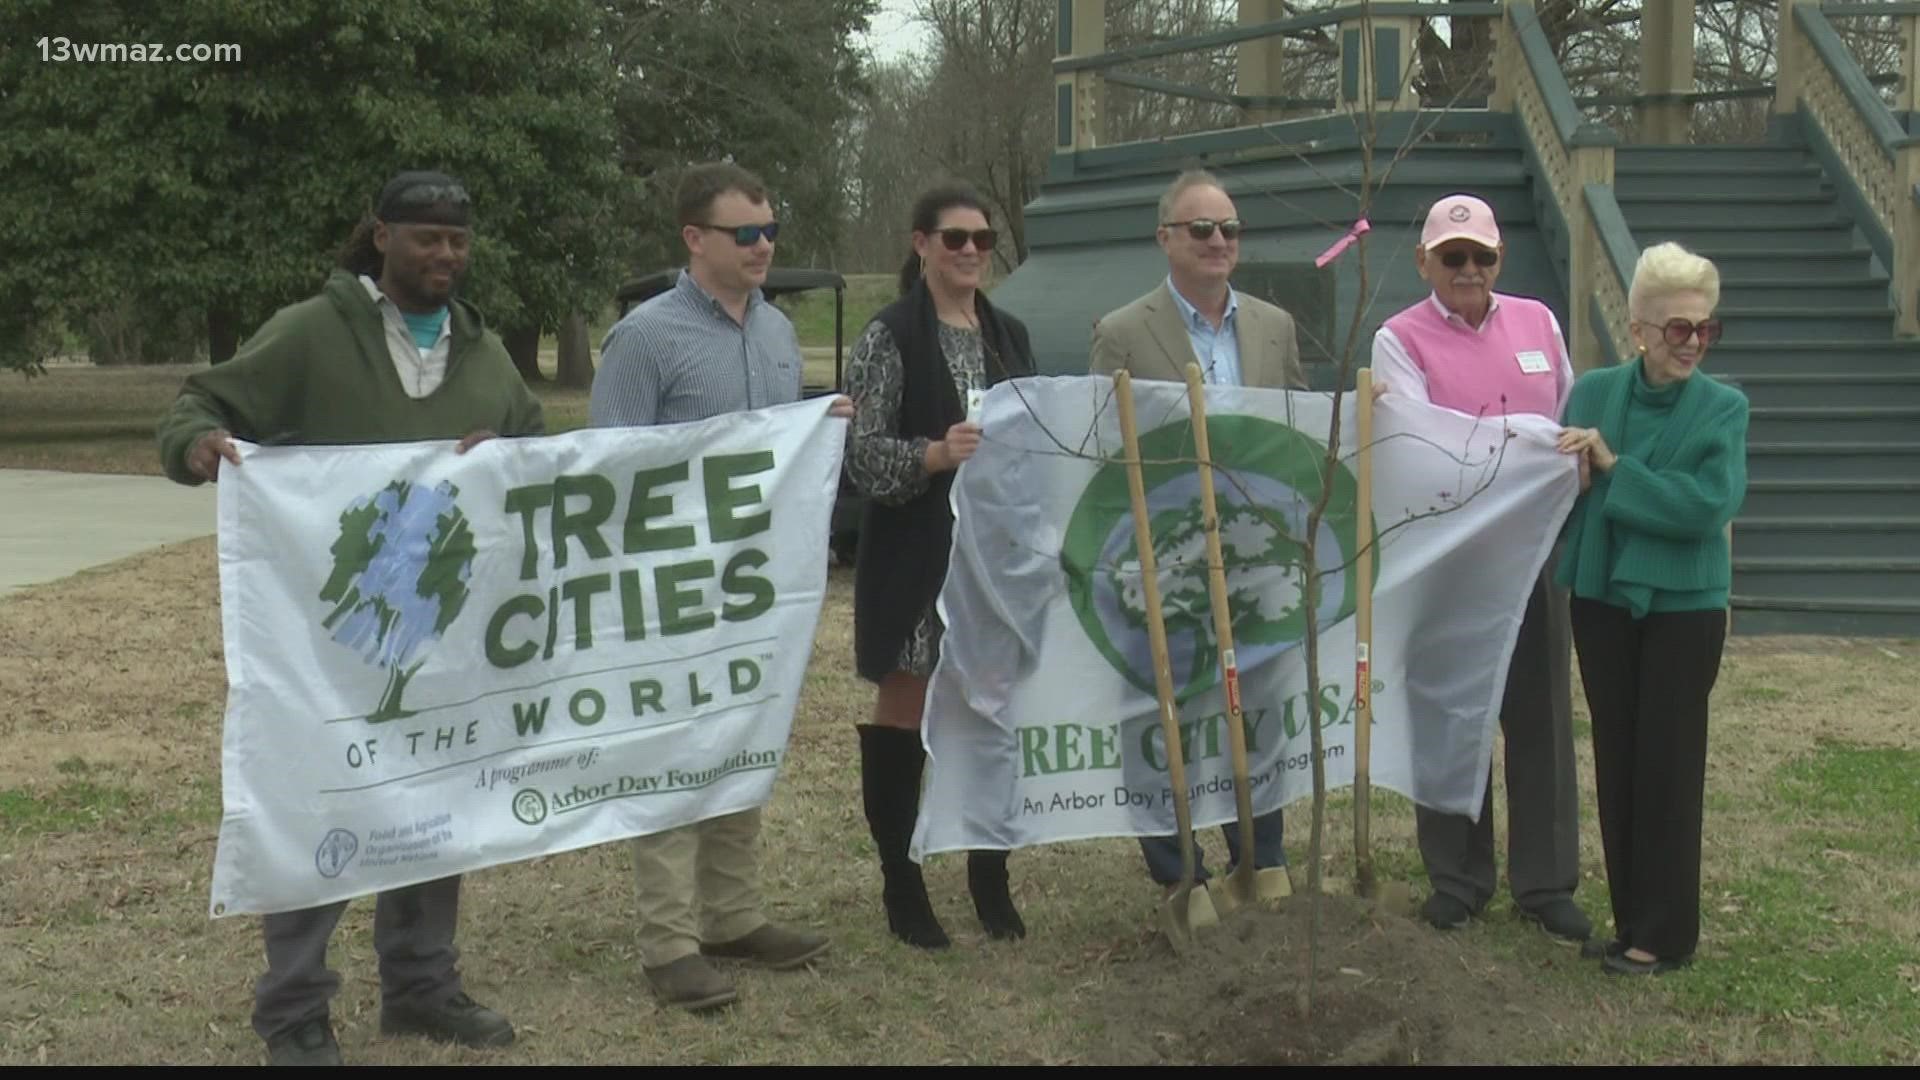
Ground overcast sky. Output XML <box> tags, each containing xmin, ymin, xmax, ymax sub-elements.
<box><xmin>861</xmin><ymin>0</ymin><xmax>931</xmax><ymax>62</ymax></box>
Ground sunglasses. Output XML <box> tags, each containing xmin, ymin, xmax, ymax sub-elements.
<box><xmin>390</xmin><ymin>183</ymin><xmax>472</xmax><ymax>208</ymax></box>
<box><xmin>1644</xmin><ymin>318</ymin><xmax>1724</xmax><ymax>346</ymax></box>
<box><xmin>1437</xmin><ymin>248</ymin><xmax>1499</xmax><ymax>269</ymax></box>
<box><xmin>934</xmin><ymin>227</ymin><xmax>998</xmax><ymax>252</ymax></box>
<box><xmin>1162</xmin><ymin>218</ymin><xmax>1242</xmax><ymax>241</ymax></box>
<box><xmin>699</xmin><ymin>221</ymin><xmax>780</xmax><ymax>246</ymax></box>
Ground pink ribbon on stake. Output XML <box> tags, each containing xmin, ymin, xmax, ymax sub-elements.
<box><xmin>1314</xmin><ymin>217</ymin><xmax>1372</xmax><ymax>268</ymax></box>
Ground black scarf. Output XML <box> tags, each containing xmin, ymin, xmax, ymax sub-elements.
<box><xmin>854</xmin><ymin>279</ymin><xmax>1034</xmax><ymax>682</ymax></box>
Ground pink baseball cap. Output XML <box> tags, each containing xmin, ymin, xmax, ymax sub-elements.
<box><xmin>1421</xmin><ymin>193</ymin><xmax>1501</xmax><ymax>250</ymax></box>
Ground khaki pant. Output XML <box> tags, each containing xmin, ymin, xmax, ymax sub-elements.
<box><xmin>630</xmin><ymin>808</ymin><xmax>767</xmax><ymax>966</ymax></box>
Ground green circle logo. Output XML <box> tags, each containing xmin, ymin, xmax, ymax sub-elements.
<box><xmin>511</xmin><ymin>788</ymin><xmax>548</xmax><ymax>826</ymax></box>
<box><xmin>1060</xmin><ymin>414</ymin><xmax>1373</xmax><ymax>703</ymax></box>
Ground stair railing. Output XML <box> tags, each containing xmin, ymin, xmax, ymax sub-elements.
<box><xmin>1495</xmin><ymin>0</ymin><xmax>1631</xmax><ymax>370</ymax></box>
<box><xmin>1784</xmin><ymin>1</ymin><xmax>1920</xmax><ymax>335</ymax></box>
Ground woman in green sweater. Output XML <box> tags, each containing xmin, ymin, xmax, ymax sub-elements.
<box><xmin>1554</xmin><ymin>241</ymin><xmax>1748</xmax><ymax>976</ymax></box>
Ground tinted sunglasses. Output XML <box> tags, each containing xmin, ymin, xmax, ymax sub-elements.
<box><xmin>1438</xmin><ymin>248</ymin><xmax>1499</xmax><ymax>269</ymax></box>
<box><xmin>1648</xmin><ymin>318</ymin><xmax>1724</xmax><ymax>346</ymax></box>
<box><xmin>1163</xmin><ymin>218</ymin><xmax>1242</xmax><ymax>241</ymax></box>
<box><xmin>935</xmin><ymin>227</ymin><xmax>998</xmax><ymax>251</ymax></box>
<box><xmin>699</xmin><ymin>221</ymin><xmax>780</xmax><ymax>246</ymax></box>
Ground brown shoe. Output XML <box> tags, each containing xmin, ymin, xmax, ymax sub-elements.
<box><xmin>699</xmin><ymin>924</ymin><xmax>831</xmax><ymax>970</ymax></box>
<box><xmin>642</xmin><ymin>955</ymin><xmax>738</xmax><ymax>1012</ymax></box>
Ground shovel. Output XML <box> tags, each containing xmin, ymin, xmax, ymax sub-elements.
<box><xmin>1181</xmin><ymin>364</ymin><xmax>1290</xmax><ymax>914</ymax></box>
<box><xmin>1353</xmin><ymin>367</ymin><xmax>1378</xmax><ymax>897</ymax></box>
<box><xmin>1113</xmin><ymin>370</ymin><xmax>1219</xmax><ymax>948</ymax></box>
<box><xmin>1351</xmin><ymin>369</ymin><xmax>1410</xmax><ymax>912</ymax></box>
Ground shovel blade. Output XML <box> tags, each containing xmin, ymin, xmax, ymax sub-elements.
<box><xmin>1255</xmin><ymin>866</ymin><xmax>1293</xmax><ymax>905</ymax></box>
<box><xmin>1159</xmin><ymin>881</ymin><xmax>1221</xmax><ymax>949</ymax></box>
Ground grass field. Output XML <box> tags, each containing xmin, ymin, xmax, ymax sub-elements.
<box><xmin>3</xmin><ymin>369</ymin><xmax>1917</xmax><ymax>1064</ymax></box>
<box><xmin>773</xmin><ymin>273</ymin><xmax>896</xmax><ymax>356</ymax></box>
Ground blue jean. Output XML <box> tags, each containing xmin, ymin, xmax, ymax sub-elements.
<box><xmin>1139</xmin><ymin>808</ymin><xmax>1286</xmax><ymax>885</ymax></box>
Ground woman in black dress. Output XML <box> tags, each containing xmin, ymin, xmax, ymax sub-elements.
<box><xmin>845</xmin><ymin>183</ymin><xmax>1035</xmax><ymax>949</ymax></box>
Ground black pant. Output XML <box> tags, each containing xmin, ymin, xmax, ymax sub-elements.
<box><xmin>1570</xmin><ymin>598</ymin><xmax>1726</xmax><ymax>961</ymax></box>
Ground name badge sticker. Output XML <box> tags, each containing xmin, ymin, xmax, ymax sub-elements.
<box><xmin>1516</xmin><ymin>350</ymin><xmax>1551</xmax><ymax>374</ymax></box>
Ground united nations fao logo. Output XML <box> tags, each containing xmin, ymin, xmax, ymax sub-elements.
<box><xmin>315</xmin><ymin>829</ymin><xmax>358</xmax><ymax>878</ymax></box>
<box><xmin>1449</xmin><ymin>204</ymin><xmax>1472</xmax><ymax>222</ymax></box>
<box><xmin>511</xmin><ymin>789</ymin><xmax>548</xmax><ymax>826</ymax></box>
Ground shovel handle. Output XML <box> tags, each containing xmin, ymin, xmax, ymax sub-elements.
<box><xmin>1114</xmin><ymin>372</ymin><xmax>1201</xmax><ymax>891</ymax></box>
<box><xmin>1354</xmin><ymin>368</ymin><xmax>1376</xmax><ymax>891</ymax></box>
<box><xmin>1182</xmin><ymin>364</ymin><xmax>1258</xmax><ymax>884</ymax></box>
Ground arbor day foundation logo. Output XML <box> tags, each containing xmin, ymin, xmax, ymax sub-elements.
<box><xmin>510</xmin><ymin>789</ymin><xmax>548</xmax><ymax>827</ymax></box>
<box><xmin>1061</xmin><ymin>413</ymin><xmax>1372</xmax><ymax>702</ymax></box>
<box><xmin>319</xmin><ymin>480</ymin><xmax>477</xmax><ymax>723</ymax></box>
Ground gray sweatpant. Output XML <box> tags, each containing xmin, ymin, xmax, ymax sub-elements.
<box><xmin>250</xmin><ymin>875</ymin><xmax>465</xmax><ymax>1040</ymax></box>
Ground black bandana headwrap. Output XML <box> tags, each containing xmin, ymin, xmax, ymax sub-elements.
<box><xmin>375</xmin><ymin>170</ymin><xmax>473</xmax><ymax>227</ymax></box>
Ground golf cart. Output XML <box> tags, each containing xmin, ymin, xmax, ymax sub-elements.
<box><xmin>614</xmin><ymin>268</ymin><xmax>864</xmax><ymax>565</ymax></box>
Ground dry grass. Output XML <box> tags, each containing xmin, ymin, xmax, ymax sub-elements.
<box><xmin>2</xmin><ymin>537</ymin><xmax>1917</xmax><ymax>1064</ymax></box>
<box><xmin>0</xmin><ymin>365</ymin><xmax>192</xmax><ymax>475</ymax></box>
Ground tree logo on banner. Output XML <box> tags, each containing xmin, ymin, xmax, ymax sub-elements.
<box><xmin>319</xmin><ymin>479</ymin><xmax>477</xmax><ymax>723</ymax></box>
<box><xmin>511</xmin><ymin>789</ymin><xmax>549</xmax><ymax>827</ymax></box>
<box><xmin>1061</xmin><ymin>413</ymin><xmax>1370</xmax><ymax>703</ymax></box>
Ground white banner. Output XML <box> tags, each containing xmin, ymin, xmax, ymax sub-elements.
<box><xmin>913</xmin><ymin>377</ymin><xmax>1577</xmax><ymax>858</ymax></box>
<box><xmin>209</xmin><ymin>398</ymin><xmax>844</xmax><ymax>916</ymax></box>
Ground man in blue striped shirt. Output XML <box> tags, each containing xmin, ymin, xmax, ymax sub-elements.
<box><xmin>592</xmin><ymin>178</ymin><xmax>800</xmax><ymax>424</ymax></box>
<box><xmin>590</xmin><ymin>162</ymin><xmax>846</xmax><ymax>1011</ymax></box>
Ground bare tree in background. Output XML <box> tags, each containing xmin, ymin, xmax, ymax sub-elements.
<box><xmin>916</xmin><ymin>0</ymin><xmax>1058</xmax><ymax>267</ymax></box>
<box><xmin>838</xmin><ymin>1</ymin><xmax>1909</xmax><ymax>274</ymax></box>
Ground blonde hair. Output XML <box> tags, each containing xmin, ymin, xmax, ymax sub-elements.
<box><xmin>1158</xmin><ymin>169</ymin><xmax>1225</xmax><ymax>225</ymax></box>
<box><xmin>1628</xmin><ymin>241</ymin><xmax>1720</xmax><ymax>321</ymax></box>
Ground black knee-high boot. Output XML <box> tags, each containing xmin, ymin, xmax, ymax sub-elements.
<box><xmin>968</xmin><ymin>850</ymin><xmax>1027</xmax><ymax>940</ymax></box>
<box><xmin>858</xmin><ymin>725</ymin><xmax>949</xmax><ymax>949</ymax></box>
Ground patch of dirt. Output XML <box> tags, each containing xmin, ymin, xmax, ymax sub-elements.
<box><xmin>1097</xmin><ymin>891</ymin><xmax>1594</xmax><ymax>1065</ymax></box>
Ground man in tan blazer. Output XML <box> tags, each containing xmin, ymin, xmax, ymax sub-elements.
<box><xmin>1089</xmin><ymin>168</ymin><xmax>1300</xmax><ymax>895</ymax></box>
<box><xmin>1090</xmin><ymin>169</ymin><xmax>1305</xmax><ymax>390</ymax></box>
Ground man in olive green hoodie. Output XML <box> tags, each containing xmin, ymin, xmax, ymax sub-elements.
<box><xmin>157</xmin><ymin>171</ymin><xmax>541</xmax><ymax>1066</ymax></box>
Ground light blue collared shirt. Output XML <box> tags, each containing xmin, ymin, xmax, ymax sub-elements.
<box><xmin>1166</xmin><ymin>276</ymin><xmax>1242</xmax><ymax>386</ymax></box>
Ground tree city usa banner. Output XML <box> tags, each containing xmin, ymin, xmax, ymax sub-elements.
<box><xmin>207</xmin><ymin>398</ymin><xmax>844</xmax><ymax>916</ymax></box>
<box><xmin>913</xmin><ymin>377</ymin><xmax>1579</xmax><ymax>859</ymax></box>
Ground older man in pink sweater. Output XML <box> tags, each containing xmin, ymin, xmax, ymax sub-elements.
<box><xmin>1370</xmin><ymin>193</ymin><xmax>1591</xmax><ymax>944</ymax></box>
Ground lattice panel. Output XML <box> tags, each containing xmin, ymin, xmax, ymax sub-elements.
<box><xmin>1595</xmin><ymin>261</ymin><xmax>1635</xmax><ymax>362</ymax></box>
<box><xmin>1800</xmin><ymin>32</ymin><xmax>1898</xmax><ymax>234</ymax></box>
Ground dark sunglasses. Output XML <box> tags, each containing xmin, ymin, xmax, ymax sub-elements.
<box><xmin>1438</xmin><ymin>248</ymin><xmax>1499</xmax><ymax>269</ymax></box>
<box><xmin>1648</xmin><ymin>317</ymin><xmax>1724</xmax><ymax>346</ymax></box>
<box><xmin>1162</xmin><ymin>218</ymin><xmax>1242</xmax><ymax>241</ymax></box>
<box><xmin>935</xmin><ymin>227</ymin><xmax>997</xmax><ymax>252</ymax></box>
<box><xmin>699</xmin><ymin>221</ymin><xmax>780</xmax><ymax>246</ymax></box>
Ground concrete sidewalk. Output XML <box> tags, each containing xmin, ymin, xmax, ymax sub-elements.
<box><xmin>1</xmin><ymin>469</ymin><xmax>217</xmax><ymax>596</ymax></box>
